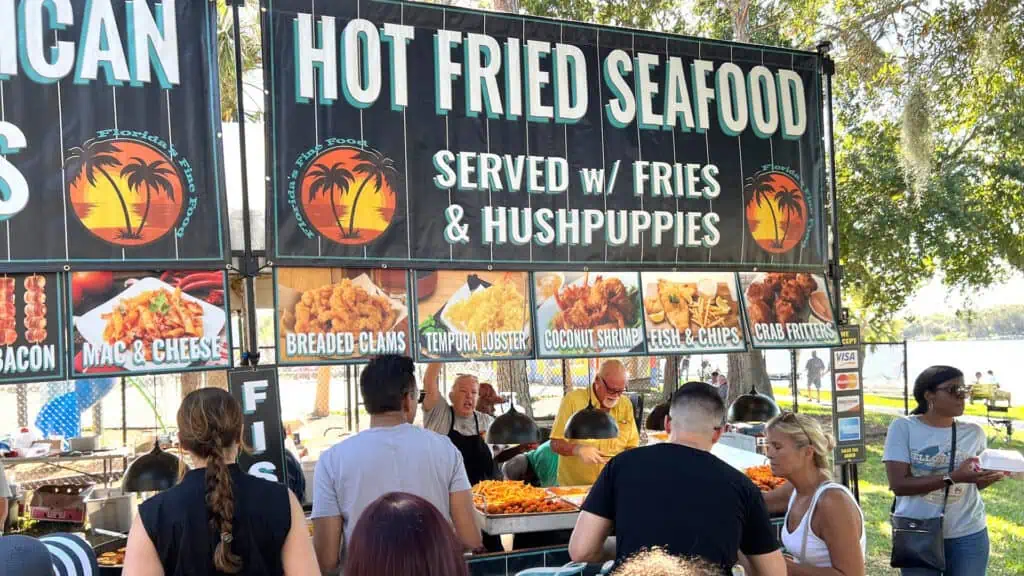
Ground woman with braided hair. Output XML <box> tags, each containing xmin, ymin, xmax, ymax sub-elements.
<box><xmin>123</xmin><ymin>388</ymin><xmax>318</xmax><ymax>576</ymax></box>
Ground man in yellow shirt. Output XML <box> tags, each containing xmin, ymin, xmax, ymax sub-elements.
<box><xmin>549</xmin><ymin>360</ymin><xmax>640</xmax><ymax>486</ymax></box>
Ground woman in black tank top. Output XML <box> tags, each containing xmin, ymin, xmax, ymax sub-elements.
<box><xmin>122</xmin><ymin>388</ymin><xmax>319</xmax><ymax>576</ymax></box>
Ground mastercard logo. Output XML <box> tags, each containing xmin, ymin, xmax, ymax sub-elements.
<box><xmin>836</xmin><ymin>373</ymin><xmax>860</xmax><ymax>390</ymax></box>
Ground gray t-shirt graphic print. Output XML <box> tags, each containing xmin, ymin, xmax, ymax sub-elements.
<box><xmin>883</xmin><ymin>416</ymin><xmax>987</xmax><ymax>539</ymax></box>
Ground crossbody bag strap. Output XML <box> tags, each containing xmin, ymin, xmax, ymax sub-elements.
<box><xmin>940</xmin><ymin>421</ymin><xmax>957</xmax><ymax>517</ymax></box>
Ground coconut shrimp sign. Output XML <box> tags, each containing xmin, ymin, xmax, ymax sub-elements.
<box><xmin>0</xmin><ymin>0</ymin><xmax>228</xmax><ymax>270</ymax></box>
<box><xmin>266</xmin><ymin>0</ymin><xmax>827</xmax><ymax>271</ymax></box>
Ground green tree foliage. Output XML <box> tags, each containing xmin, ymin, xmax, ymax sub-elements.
<box><xmin>517</xmin><ymin>0</ymin><xmax>1024</xmax><ymax>330</ymax></box>
<box><xmin>903</xmin><ymin>305</ymin><xmax>1024</xmax><ymax>340</ymax></box>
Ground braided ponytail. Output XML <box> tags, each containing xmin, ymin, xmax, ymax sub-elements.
<box><xmin>207</xmin><ymin>435</ymin><xmax>242</xmax><ymax>573</ymax></box>
<box><xmin>178</xmin><ymin>388</ymin><xmax>245</xmax><ymax>574</ymax></box>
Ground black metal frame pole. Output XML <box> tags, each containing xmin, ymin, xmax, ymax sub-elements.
<box><xmin>818</xmin><ymin>43</ymin><xmax>842</xmax><ymax>313</ymax></box>
<box><xmin>229</xmin><ymin>0</ymin><xmax>260</xmax><ymax>367</ymax></box>
<box><xmin>903</xmin><ymin>340</ymin><xmax>910</xmax><ymax>415</ymax></box>
<box><xmin>790</xmin><ymin>350</ymin><xmax>800</xmax><ymax>413</ymax></box>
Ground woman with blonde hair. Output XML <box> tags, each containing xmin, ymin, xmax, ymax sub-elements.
<box><xmin>611</xmin><ymin>548</ymin><xmax>718</xmax><ymax>575</ymax></box>
<box><xmin>765</xmin><ymin>412</ymin><xmax>865</xmax><ymax>575</ymax></box>
<box><xmin>123</xmin><ymin>388</ymin><xmax>318</xmax><ymax>576</ymax></box>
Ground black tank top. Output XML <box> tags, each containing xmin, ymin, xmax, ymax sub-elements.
<box><xmin>139</xmin><ymin>464</ymin><xmax>291</xmax><ymax>576</ymax></box>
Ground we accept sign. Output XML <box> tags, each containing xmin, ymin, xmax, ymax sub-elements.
<box><xmin>0</xmin><ymin>0</ymin><xmax>227</xmax><ymax>269</ymax></box>
<box><xmin>266</xmin><ymin>0</ymin><xmax>828</xmax><ymax>271</ymax></box>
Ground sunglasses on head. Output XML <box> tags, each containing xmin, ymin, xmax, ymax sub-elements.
<box><xmin>777</xmin><ymin>411</ymin><xmax>813</xmax><ymax>443</ymax></box>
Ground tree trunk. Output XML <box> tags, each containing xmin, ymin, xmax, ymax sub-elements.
<box><xmin>725</xmin><ymin>350</ymin><xmax>774</xmax><ymax>408</ymax></box>
<box><xmin>181</xmin><ymin>372</ymin><xmax>202</xmax><ymax>398</ymax></box>
<box><xmin>663</xmin><ymin>357</ymin><xmax>679</xmax><ymax>403</ymax></box>
<box><xmin>493</xmin><ymin>0</ymin><xmax>520</xmax><ymax>12</ymax></box>
<box><xmin>314</xmin><ymin>366</ymin><xmax>332</xmax><ymax>418</ymax></box>
<box><xmin>498</xmin><ymin>360</ymin><xmax>533</xmax><ymax>417</ymax></box>
<box><xmin>205</xmin><ymin>370</ymin><xmax>229</xmax><ymax>390</ymax></box>
<box><xmin>730</xmin><ymin>0</ymin><xmax>752</xmax><ymax>42</ymax></box>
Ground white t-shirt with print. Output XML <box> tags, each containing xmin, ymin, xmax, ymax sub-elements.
<box><xmin>882</xmin><ymin>416</ymin><xmax>987</xmax><ymax>539</ymax></box>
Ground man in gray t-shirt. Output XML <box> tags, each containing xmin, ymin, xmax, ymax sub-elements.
<box><xmin>882</xmin><ymin>416</ymin><xmax>988</xmax><ymax>539</ymax></box>
<box><xmin>311</xmin><ymin>356</ymin><xmax>481</xmax><ymax>575</ymax></box>
<box><xmin>0</xmin><ymin>462</ymin><xmax>10</xmax><ymax>531</ymax></box>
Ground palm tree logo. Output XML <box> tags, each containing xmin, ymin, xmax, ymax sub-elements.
<box><xmin>306</xmin><ymin>162</ymin><xmax>355</xmax><ymax>241</ymax></box>
<box><xmin>67</xmin><ymin>137</ymin><xmax>185</xmax><ymax>247</ymax></box>
<box><xmin>66</xmin><ymin>139</ymin><xmax>134</xmax><ymax>239</ymax></box>
<box><xmin>120</xmin><ymin>157</ymin><xmax>177</xmax><ymax>239</ymax></box>
<box><xmin>298</xmin><ymin>146</ymin><xmax>400</xmax><ymax>246</ymax></box>
<box><xmin>774</xmin><ymin>188</ymin><xmax>805</xmax><ymax>249</ymax></box>
<box><xmin>743</xmin><ymin>170</ymin><xmax>808</xmax><ymax>255</ymax></box>
<box><xmin>347</xmin><ymin>149</ymin><xmax>398</xmax><ymax>238</ymax></box>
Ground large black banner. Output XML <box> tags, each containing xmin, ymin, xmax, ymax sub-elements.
<box><xmin>265</xmin><ymin>0</ymin><xmax>826</xmax><ymax>271</ymax></box>
<box><xmin>0</xmin><ymin>0</ymin><xmax>228</xmax><ymax>271</ymax></box>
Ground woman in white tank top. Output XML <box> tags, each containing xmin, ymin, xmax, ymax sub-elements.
<box><xmin>765</xmin><ymin>412</ymin><xmax>866</xmax><ymax>575</ymax></box>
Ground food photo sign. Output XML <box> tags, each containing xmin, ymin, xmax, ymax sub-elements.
<box><xmin>265</xmin><ymin>0</ymin><xmax>828</xmax><ymax>271</ymax></box>
<box><xmin>413</xmin><ymin>270</ymin><xmax>532</xmax><ymax>362</ymax></box>
<box><xmin>640</xmin><ymin>272</ymin><xmax>747</xmax><ymax>354</ymax></box>
<box><xmin>68</xmin><ymin>270</ymin><xmax>230</xmax><ymax>377</ymax></box>
<box><xmin>274</xmin><ymin>267</ymin><xmax>411</xmax><ymax>365</ymax></box>
<box><xmin>0</xmin><ymin>0</ymin><xmax>228</xmax><ymax>270</ymax></box>
<box><xmin>533</xmin><ymin>271</ymin><xmax>645</xmax><ymax>359</ymax></box>
<box><xmin>738</xmin><ymin>272</ymin><xmax>840</xmax><ymax>349</ymax></box>
<box><xmin>0</xmin><ymin>273</ymin><xmax>65</xmax><ymax>383</ymax></box>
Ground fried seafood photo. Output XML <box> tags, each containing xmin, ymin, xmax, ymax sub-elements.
<box><xmin>744</xmin><ymin>273</ymin><xmax>820</xmax><ymax>326</ymax></box>
<box><xmin>287</xmin><ymin>279</ymin><xmax>398</xmax><ymax>335</ymax></box>
<box><xmin>552</xmin><ymin>272</ymin><xmax>636</xmax><ymax>331</ymax></box>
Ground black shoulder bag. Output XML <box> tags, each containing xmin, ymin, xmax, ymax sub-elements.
<box><xmin>890</xmin><ymin>420</ymin><xmax>956</xmax><ymax>570</ymax></box>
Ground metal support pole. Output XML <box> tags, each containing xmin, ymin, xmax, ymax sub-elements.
<box><xmin>818</xmin><ymin>43</ymin><xmax>842</xmax><ymax>312</ymax></box>
<box><xmin>903</xmin><ymin>340</ymin><xmax>910</xmax><ymax>415</ymax></box>
<box><xmin>230</xmin><ymin>0</ymin><xmax>260</xmax><ymax>367</ymax></box>
<box><xmin>790</xmin><ymin>349</ymin><xmax>800</xmax><ymax>413</ymax></box>
<box><xmin>121</xmin><ymin>377</ymin><xmax>128</xmax><ymax>447</ymax></box>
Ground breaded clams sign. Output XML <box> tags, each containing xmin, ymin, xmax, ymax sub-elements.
<box><xmin>0</xmin><ymin>0</ymin><xmax>228</xmax><ymax>269</ymax></box>
<box><xmin>275</xmin><ymin>267</ymin><xmax>411</xmax><ymax>365</ymax></box>
<box><xmin>265</xmin><ymin>0</ymin><xmax>827</xmax><ymax>271</ymax></box>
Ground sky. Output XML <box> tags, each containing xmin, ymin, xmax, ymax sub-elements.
<box><xmin>901</xmin><ymin>272</ymin><xmax>1024</xmax><ymax>317</ymax></box>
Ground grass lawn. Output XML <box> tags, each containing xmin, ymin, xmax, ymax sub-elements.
<box><xmin>777</xmin><ymin>400</ymin><xmax>1024</xmax><ymax>575</ymax></box>
<box><xmin>773</xmin><ymin>386</ymin><xmax>1024</xmax><ymax>420</ymax></box>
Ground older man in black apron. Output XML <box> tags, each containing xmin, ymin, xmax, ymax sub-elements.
<box><xmin>422</xmin><ymin>364</ymin><xmax>503</xmax><ymax>551</ymax></box>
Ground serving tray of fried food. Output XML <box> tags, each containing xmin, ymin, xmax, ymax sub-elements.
<box><xmin>471</xmin><ymin>480</ymin><xmax>581</xmax><ymax>534</ymax></box>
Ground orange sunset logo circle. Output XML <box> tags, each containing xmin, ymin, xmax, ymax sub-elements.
<box><xmin>744</xmin><ymin>171</ymin><xmax>808</xmax><ymax>255</ymax></box>
<box><xmin>299</xmin><ymin>147</ymin><xmax>399</xmax><ymax>246</ymax></box>
<box><xmin>66</xmin><ymin>138</ymin><xmax>183</xmax><ymax>246</ymax></box>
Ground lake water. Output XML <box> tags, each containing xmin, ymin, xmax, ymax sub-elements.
<box><xmin>766</xmin><ymin>339</ymin><xmax>1024</xmax><ymax>399</ymax></box>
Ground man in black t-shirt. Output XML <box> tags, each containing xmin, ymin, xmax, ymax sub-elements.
<box><xmin>568</xmin><ymin>382</ymin><xmax>785</xmax><ymax>576</ymax></box>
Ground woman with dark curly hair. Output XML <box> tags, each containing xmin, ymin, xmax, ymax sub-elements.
<box><xmin>123</xmin><ymin>387</ymin><xmax>318</xmax><ymax>576</ymax></box>
<box><xmin>344</xmin><ymin>492</ymin><xmax>469</xmax><ymax>576</ymax></box>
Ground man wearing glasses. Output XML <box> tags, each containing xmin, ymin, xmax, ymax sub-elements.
<box><xmin>549</xmin><ymin>360</ymin><xmax>640</xmax><ymax>487</ymax></box>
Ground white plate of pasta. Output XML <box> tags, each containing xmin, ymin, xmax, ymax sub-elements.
<box><xmin>73</xmin><ymin>277</ymin><xmax>227</xmax><ymax>372</ymax></box>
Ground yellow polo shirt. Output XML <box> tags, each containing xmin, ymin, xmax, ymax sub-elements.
<box><xmin>549</xmin><ymin>386</ymin><xmax>639</xmax><ymax>486</ymax></box>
